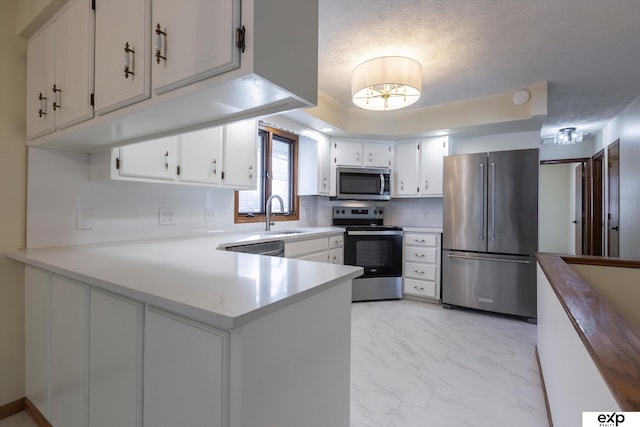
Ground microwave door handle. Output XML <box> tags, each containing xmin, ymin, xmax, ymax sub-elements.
<box><xmin>380</xmin><ymin>174</ymin><xmax>385</xmax><ymax>195</ymax></box>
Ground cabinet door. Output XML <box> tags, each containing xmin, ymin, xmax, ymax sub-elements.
<box><xmin>25</xmin><ymin>267</ymin><xmax>52</xmax><ymax>419</ymax></box>
<box><xmin>178</xmin><ymin>127</ymin><xmax>224</xmax><ymax>184</ymax></box>
<box><xmin>144</xmin><ymin>309</ymin><xmax>229</xmax><ymax>427</ymax></box>
<box><xmin>54</xmin><ymin>0</ymin><xmax>94</xmax><ymax>130</ymax></box>
<box><xmin>329</xmin><ymin>248</ymin><xmax>343</xmax><ymax>264</ymax></box>
<box><xmin>420</xmin><ymin>138</ymin><xmax>448</xmax><ymax>196</ymax></box>
<box><xmin>317</xmin><ymin>137</ymin><xmax>331</xmax><ymax>195</ymax></box>
<box><xmin>26</xmin><ymin>23</ymin><xmax>56</xmax><ymax>139</ymax></box>
<box><xmin>94</xmin><ymin>0</ymin><xmax>151</xmax><ymax>115</ymax></box>
<box><xmin>90</xmin><ymin>289</ymin><xmax>143</xmax><ymax>427</ymax></box>
<box><xmin>152</xmin><ymin>0</ymin><xmax>241</xmax><ymax>94</ymax></box>
<box><xmin>333</xmin><ymin>140</ymin><xmax>363</xmax><ymax>166</ymax></box>
<box><xmin>118</xmin><ymin>136</ymin><xmax>178</xmax><ymax>180</ymax></box>
<box><xmin>222</xmin><ymin>120</ymin><xmax>258</xmax><ymax>189</ymax></box>
<box><xmin>298</xmin><ymin>136</ymin><xmax>330</xmax><ymax>196</ymax></box>
<box><xmin>394</xmin><ymin>143</ymin><xmax>420</xmax><ymax>196</ymax></box>
<box><xmin>51</xmin><ymin>276</ymin><xmax>88</xmax><ymax>427</ymax></box>
<box><xmin>365</xmin><ymin>143</ymin><xmax>392</xmax><ymax>168</ymax></box>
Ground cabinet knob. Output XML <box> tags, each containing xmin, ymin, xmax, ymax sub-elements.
<box><xmin>212</xmin><ymin>159</ymin><xmax>217</xmax><ymax>175</ymax></box>
<box><xmin>424</xmin><ymin>180</ymin><xmax>429</xmax><ymax>190</ymax></box>
<box><xmin>164</xmin><ymin>151</ymin><xmax>169</xmax><ymax>170</ymax></box>
<box><xmin>123</xmin><ymin>42</ymin><xmax>135</xmax><ymax>78</ymax></box>
<box><xmin>369</xmin><ymin>152</ymin><xmax>372</xmax><ymax>162</ymax></box>
<box><xmin>155</xmin><ymin>23</ymin><xmax>167</xmax><ymax>64</ymax></box>
<box><xmin>323</xmin><ymin>178</ymin><xmax>327</xmax><ymax>188</ymax></box>
<box><xmin>248</xmin><ymin>165</ymin><xmax>253</xmax><ymax>179</ymax></box>
<box><xmin>356</xmin><ymin>152</ymin><xmax>360</xmax><ymax>162</ymax></box>
<box><xmin>400</xmin><ymin>181</ymin><xmax>404</xmax><ymax>190</ymax></box>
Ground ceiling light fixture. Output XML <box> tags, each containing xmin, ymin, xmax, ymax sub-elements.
<box><xmin>351</xmin><ymin>56</ymin><xmax>422</xmax><ymax>111</ymax></box>
<box><xmin>435</xmin><ymin>130</ymin><xmax>449</xmax><ymax>136</ymax></box>
<box><xmin>555</xmin><ymin>127</ymin><xmax>584</xmax><ymax>145</ymax></box>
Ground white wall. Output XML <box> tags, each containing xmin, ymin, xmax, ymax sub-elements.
<box><xmin>595</xmin><ymin>95</ymin><xmax>640</xmax><ymax>259</ymax></box>
<box><xmin>450</xmin><ymin>130</ymin><xmax>540</xmax><ymax>154</ymax></box>
<box><xmin>26</xmin><ymin>147</ymin><xmax>310</xmax><ymax>248</ymax></box>
<box><xmin>1</xmin><ymin>0</ymin><xmax>26</xmax><ymax>406</ymax></box>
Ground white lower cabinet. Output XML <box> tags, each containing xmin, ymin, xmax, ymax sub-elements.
<box><xmin>144</xmin><ymin>308</ymin><xmax>229</xmax><ymax>427</ymax></box>
<box><xmin>90</xmin><ymin>290</ymin><xmax>142</xmax><ymax>427</ymax></box>
<box><xmin>285</xmin><ymin>234</ymin><xmax>344</xmax><ymax>264</ymax></box>
<box><xmin>25</xmin><ymin>267</ymin><xmax>51</xmax><ymax>419</ymax></box>
<box><xmin>51</xmin><ymin>276</ymin><xmax>89</xmax><ymax>427</ymax></box>
<box><xmin>403</xmin><ymin>232</ymin><xmax>442</xmax><ymax>301</ymax></box>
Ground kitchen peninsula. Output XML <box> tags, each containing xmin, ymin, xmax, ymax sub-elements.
<box><xmin>7</xmin><ymin>233</ymin><xmax>362</xmax><ymax>427</ymax></box>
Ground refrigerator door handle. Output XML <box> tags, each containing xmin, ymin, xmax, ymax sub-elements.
<box><xmin>447</xmin><ymin>253</ymin><xmax>531</xmax><ymax>264</ymax></box>
<box><xmin>490</xmin><ymin>162</ymin><xmax>496</xmax><ymax>241</ymax></box>
<box><xmin>480</xmin><ymin>163</ymin><xmax>485</xmax><ymax>241</ymax></box>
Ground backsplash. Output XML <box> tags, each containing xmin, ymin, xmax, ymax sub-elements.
<box><xmin>26</xmin><ymin>147</ymin><xmax>308</xmax><ymax>248</ymax></box>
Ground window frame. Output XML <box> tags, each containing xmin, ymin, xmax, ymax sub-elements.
<box><xmin>234</xmin><ymin>124</ymin><xmax>299</xmax><ymax>223</ymax></box>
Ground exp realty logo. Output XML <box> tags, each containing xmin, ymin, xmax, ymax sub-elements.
<box><xmin>583</xmin><ymin>412</ymin><xmax>640</xmax><ymax>427</ymax></box>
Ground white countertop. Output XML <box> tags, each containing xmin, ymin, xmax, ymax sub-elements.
<box><xmin>402</xmin><ymin>226</ymin><xmax>443</xmax><ymax>233</ymax></box>
<box><xmin>7</xmin><ymin>228</ymin><xmax>361</xmax><ymax>330</ymax></box>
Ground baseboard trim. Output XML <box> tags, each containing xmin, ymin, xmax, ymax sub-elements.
<box><xmin>24</xmin><ymin>397</ymin><xmax>52</xmax><ymax>427</ymax></box>
<box><xmin>0</xmin><ymin>397</ymin><xmax>25</xmax><ymax>420</ymax></box>
<box><xmin>535</xmin><ymin>346</ymin><xmax>554</xmax><ymax>427</ymax></box>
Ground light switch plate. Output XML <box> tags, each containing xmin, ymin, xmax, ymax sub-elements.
<box><xmin>159</xmin><ymin>207</ymin><xmax>176</xmax><ymax>225</ymax></box>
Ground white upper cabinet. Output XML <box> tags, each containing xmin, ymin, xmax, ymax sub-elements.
<box><xmin>394</xmin><ymin>143</ymin><xmax>420</xmax><ymax>196</ymax></box>
<box><xmin>26</xmin><ymin>0</ymin><xmax>318</xmax><ymax>151</ymax></box>
<box><xmin>222</xmin><ymin>120</ymin><xmax>258</xmax><ymax>189</ymax></box>
<box><xmin>26</xmin><ymin>0</ymin><xmax>94</xmax><ymax>138</ymax></box>
<box><xmin>94</xmin><ymin>0</ymin><xmax>151</xmax><ymax>115</ymax></box>
<box><xmin>117</xmin><ymin>136</ymin><xmax>178</xmax><ymax>181</ymax></box>
<box><xmin>333</xmin><ymin>140</ymin><xmax>392</xmax><ymax>168</ymax></box>
<box><xmin>420</xmin><ymin>137</ymin><xmax>449</xmax><ymax>196</ymax></box>
<box><xmin>298</xmin><ymin>135</ymin><xmax>331</xmax><ymax>196</ymax></box>
<box><xmin>178</xmin><ymin>127</ymin><xmax>224</xmax><ymax>185</ymax></box>
<box><xmin>394</xmin><ymin>136</ymin><xmax>449</xmax><ymax>198</ymax></box>
<box><xmin>152</xmin><ymin>0</ymin><xmax>240</xmax><ymax>94</ymax></box>
<box><xmin>365</xmin><ymin>143</ymin><xmax>393</xmax><ymax>168</ymax></box>
<box><xmin>26</xmin><ymin>22</ymin><xmax>56</xmax><ymax>139</ymax></box>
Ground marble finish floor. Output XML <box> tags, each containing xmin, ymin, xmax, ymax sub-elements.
<box><xmin>351</xmin><ymin>299</ymin><xmax>548</xmax><ymax>427</ymax></box>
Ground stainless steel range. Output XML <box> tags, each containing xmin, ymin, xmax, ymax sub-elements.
<box><xmin>333</xmin><ymin>206</ymin><xmax>403</xmax><ymax>302</ymax></box>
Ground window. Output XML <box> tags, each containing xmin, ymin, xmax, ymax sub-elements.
<box><xmin>235</xmin><ymin>125</ymin><xmax>299</xmax><ymax>223</ymax></box>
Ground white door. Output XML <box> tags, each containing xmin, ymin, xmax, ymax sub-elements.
<box><xmin>222</xmin><ymin>120</ymin><xmax>258</xmax><ymax>189</ymax></box>
<box><xmin>152</xmin><ymin>0</ymin><xmax>241</xmax><ymax>94</ymax></box>
<box><xmin>420</xmin><ymin>138</ymin><xmax>447</xmax><ymax>196</ymax></box>
<box><xmin>118</xmin><ymin>136</ymin><xmax>178</xmax><ymax>180</ymax></box>
<box><xmin>178</xmin><ymin>127</ymin><xmax>224</xmax><ymax>184</ymax></box>
<box><xmin>54</xmin><ymin>0</ymin><xmax>94</xmax><ymax>129</ymax></box>
<box><xmin>144</xmin><ymin>309</ymin><xmax>229</xmax><ymax>427</ymax></box>
<box><xmin>394</xmin><ymin>143</ymin><xmax>419</xmax><ymax>196</ymax></box>
<box><xmin>365</xmin><ymin>143</ymin><xmax>392</xmax><ymax>168</ymax></box>
<box><xmin>25</xmin><ymin>267</ymin><xmax>52</xmax><ymax>419</ymax></box>
<box><xmin>51</xmin><ymin>276</ymin><xmax>88</xmax><ymax>427</ymax></box>
<box><xmin>94</xmin><ymin>0</ymin><xmax>151</xmax><ymax>114</ymax></box>
<box><xmin>90</xmin><ymin>289</ymin><xmax>142</xmax><ymax>427</ymax></box>
<box><xmin>333</xmin><ymin>140</ymin><xmax>363</xmax><ymax>166</ymax></box>
<box><xmin>26</xmin><ymin>23</ymin><xmax>56</xmax><ymax>139</ymax></box>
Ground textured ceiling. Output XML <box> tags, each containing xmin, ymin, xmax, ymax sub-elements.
<box><xmin>317</xmin><ymin>0</ymin><xmax>640</xmax><ymax>138</ymax></box>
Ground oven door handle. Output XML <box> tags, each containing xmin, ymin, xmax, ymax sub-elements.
<box><xmin>347</xmin><ymin>230</ymin><xmax>403</xmax><ymax>236</ymax></box>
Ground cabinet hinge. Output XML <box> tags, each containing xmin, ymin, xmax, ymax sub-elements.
<box><xmin>236</xmin><ymin>26</ymin><xmax>246</xmax><ymax>53</ymax></box>
<box><xmin>91</xmin><ymin>0</ymin><xmax>95</xmax><ymax>11</ymax></box>
<box><xmin>90</xmin><ymin>93</ymin><xmax>94</xmax><ymax>107</ymax></box>
<box><xmin>176</xmin><ymin>165</ymin><xmax>181</xmax><ymax>175</ymax></box>
<box><xmin>115</xmin><ymin>157</ymin><xmax>120</xmax><ymax>170</ymax></box>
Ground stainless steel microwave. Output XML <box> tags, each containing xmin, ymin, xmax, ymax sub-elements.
<box><xmin>335</xmin><ymin>167</ymin><xmax>391</xmax><ymax>200</ymax></box>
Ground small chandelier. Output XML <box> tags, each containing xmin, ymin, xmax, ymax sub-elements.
<box><xmin>555</xmin><ymin>127</ymin><xmax>584</xmax><ymax>145</ymax></box>
<box><xmin>351</xmin><ymin>56</ymin><xmax>423</xmax><ymax>111</ymax></box>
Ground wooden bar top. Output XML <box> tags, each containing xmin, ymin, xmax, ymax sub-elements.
<box><xmin>536</xmin><ymin>253</ymin><xmax>640</xmax><ymax>410</ymax></box>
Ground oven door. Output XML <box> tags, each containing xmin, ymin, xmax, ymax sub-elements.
<box><xmin>344</xmin><ymin>229</ymin><xmax>403</xmax><ymax>277</ymax></box>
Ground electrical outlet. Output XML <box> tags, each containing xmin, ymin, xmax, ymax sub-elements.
<box><xmin>76</xmin><ymin>208</ymin><xmax>93</xmax><ymax>230</ymax></box>
<box><xmin>159</xmin><ymin>207</ymin><xmax>176</xmax><ymax>225</ymax></box>
<box><xmin>205</xmin><ymin>209</ymin><xmax>216</xmax><ymax>224</ymax></box>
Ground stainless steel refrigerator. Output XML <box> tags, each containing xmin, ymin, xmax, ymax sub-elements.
<box><xmin>442</xmin><ymin>148</ymin><xmax>538</xmax><ymax>320</ymax></box>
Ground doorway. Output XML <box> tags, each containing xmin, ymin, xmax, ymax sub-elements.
<box><xmin>608</xmin><ymin>140</ymin><xmax>620</xmax><ymax>257</ymax></box>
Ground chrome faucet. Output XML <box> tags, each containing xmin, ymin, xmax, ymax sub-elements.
<box><xmin>265</xmin><ymin>194</ymin><xmax>284</xmax><ymax>231</ymax></box>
